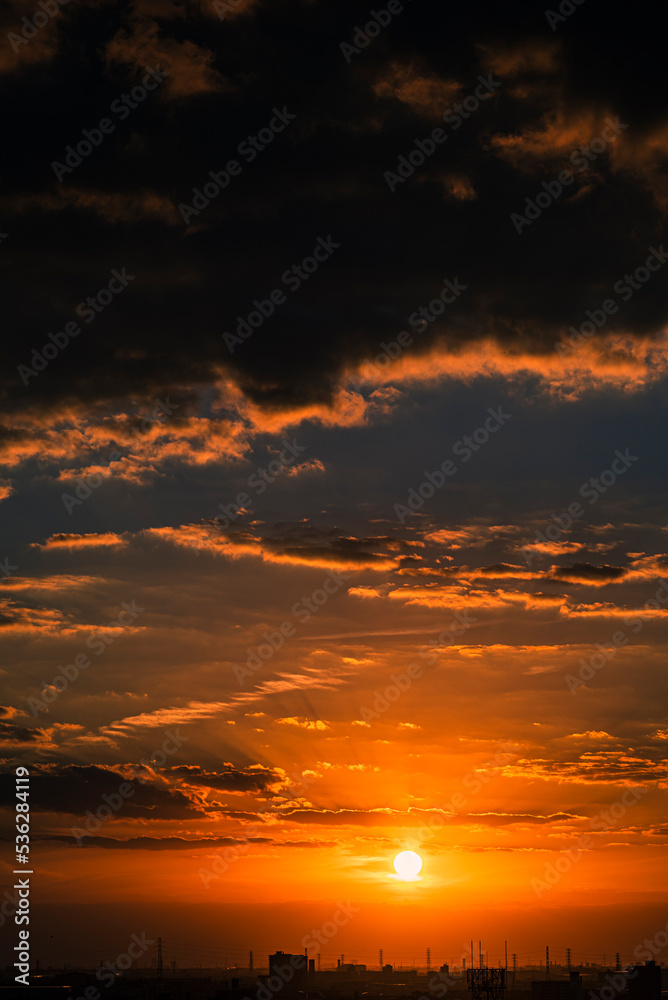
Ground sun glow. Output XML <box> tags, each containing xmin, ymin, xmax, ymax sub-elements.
<box><xmin>393</xmin><ymin>850</ymin><xmax>423</xmax><ymax>880</ymax></box>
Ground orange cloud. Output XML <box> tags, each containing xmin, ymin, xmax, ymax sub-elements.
<box><xmin>385</xmin><ymin>583</ymin><xmax>564</xmax><ymax>612</ymax></box>
<box><xmin>372</xmin><ymin>62</ymin><xmax>460</xmax><ymax>115</ymax></box>
<box><xmin>147</xmin><ymin>524</ymin><xmax>402</xmax><ymax>572</ymax></box>
<box><xmin>0</xmin><ymin>0</ymin><xmax>62</xmax><ymax>75</ymax></box>
<box><xmin>504</xmin><ymin>752</ymin><xmax>665</xmax><ymax>786</ymax></box>
<box><xmin>425</xmin><ymin>525</ymin><xmax>523</xmax><ymax>549</ymax></box>
<box><xmin>439</xmin><ymin>174</ymin><xmax>477</xmax><ymax>201</ymax></box>
<box><xmin>218</xmin><ymin>380</ymin><xmax>388</xmax><ymax>436</ymax></box>
<box><xmin>610</xmin><ymin>121</ymin><xmax>668</xmax><ymax>209</ymax></box>
<box><xmin>566</xmin><ymin>732</ymin><xmax>616</xmax><ymax>740</ymax></box>
<box><xmin>520</xmin><ymin>540</ymin><xmax>586</xmax><ymax>557</ymax></box>
<box><xmin>35</xmin><ymin>533</ymin><xmax>128</xmax><ymax>550</ymax></box>
<box><xmin>0</xmin><ymin>599</ymin><xmax>69</xmax><ymax>634</ymax></box>
<box><xmin>276</xmin><ymin>718</ymin><xmax>330</xmax><ymax>731</ymax></box>
<box><xmin>101</xmin><ymin>665</ymin><xmax>351</xmax><ymax>737</ymax></box>
<box><xmin>561</xmin><ymin>602</ymin><xmax>668</xmax><ymax>619</ymax></box>
<box><xmin>0</xmin><ymin>407</ymin><xmax>251</xmax><ymax>476</ymax></box>
<box><xmin>1</xmin><ymin>574</ymin><xmax>99</xmax><ymax>592</ymax></box>
<box><xmin>284</xmin><ymin>459</ymin><xmax>326</xmax><ymax>477</ymax></box>
<box><xmin>477</xmin><ymin>39</ymin><xmax>561</xmax><ymax>78</ymax></box>
<box><xmin>488</xmin><ymin>106</ymin><xmax>615</xmax><ymax>170</ymax></box>
<box><xmin>105</xmin><ymin>13</ymin><xmax>227</xmax><ymax>98</ymax></box>
<box><xmin>348</xmin><ymin>586</ymin><xmax>384</xmax><ymax>599</ymax></box>
<box><xmin>6</xmin><ymin>188</ymin><xmax>178</xmax><ymax>225</ymax></box>
<box><xmin>341</xmin><ymin>333</ymin><xmax>668</xmax><ymax>399</ymax></box>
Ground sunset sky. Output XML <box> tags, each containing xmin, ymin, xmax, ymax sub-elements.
<box><xmin>2</xmin><ymin>0</ymin><xmax>668</xmax><ymax>973</ymax></box>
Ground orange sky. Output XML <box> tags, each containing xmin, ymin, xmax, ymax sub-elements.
<box><xmin>3</xmin><ymin>0</ymin><xmax>668</xmax><ymax>974</ymax></box>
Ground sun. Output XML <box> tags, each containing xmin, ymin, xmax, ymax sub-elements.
<box><xmin>393</xmin><ymin>850</ymin><xmax>423</xmax><ymax>879</ymax></box>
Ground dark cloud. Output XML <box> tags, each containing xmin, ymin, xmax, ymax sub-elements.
<box><xmin>507</xmin><ymin>750</ymin><xmax>668</xmax><ymax>785</ymax></box>
<box><xmin>549</xmin><ymin>563</ymin><xmax>628</xmax><ymax>583</ymax></box>
<box><xmin>477</xmin><ymin>563</ymin><xmax>533</xmax><ymax>577</ymax></box>
<box><xmin>199</xmin><ymin>521</ymin><xmax>412</xmax><ymax>569</ymax></box>
<box><xmin>0</xmin><ymin>720</ymin><xmax>48</xmax><ymax>743</ymax></box>
<box><xmin>2</xmin><ymin>0</ymin><xmax>668</xmax><ymax>423</ymax></box>
<box><xmin>40</xmin><ymin>834</ymin><xmax>334</xmax><ymax>849</ymax></box>
<box><xmin>277</xmin><ymin>807</ymin><xmax>583</xmax><ymax>826</ymax></box>
<box><xmin>0</xmin><ymin>764</ymin><xmax>206</xmax><ymax>818</ymax></box>
<box><xmin>163</xmin><ymin>763</ymin><xmax>283</xmax><ymax>792</ymax></box>
<box><xmin>44</xmin><ymin>835</ymin><xmax>272</xmax><ymax>850</ymax></box>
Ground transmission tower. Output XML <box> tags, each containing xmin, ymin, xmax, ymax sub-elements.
<box><xmin>466</xmin><ymin>968</ymin><xmax>506</xmax><ymax>1000</ymax></box>
<box><xmin>157</xmin><ymin>938</ymin><xmax>163</xmax><ymax>980</ymax></box>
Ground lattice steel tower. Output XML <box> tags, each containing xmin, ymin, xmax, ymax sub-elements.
<box><xmin>466</xmin><ymin>968</ymin><xmax>506</xmax><ymax>1000</ymax></box>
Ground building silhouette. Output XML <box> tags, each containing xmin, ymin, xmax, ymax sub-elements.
<box><xmin>531</xmin><ymin>971</ymin><xmax>583</xmax><ymax>999</ymax></box>
<box><xmin>267</xmin><ymin>952</ymin><xmax>307</xmax><ymax>991</ymax></box>
<box><xmin>627</xmin><ymin>960</ymin><xmax>661</xmax><ymax>999</ymax></box>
